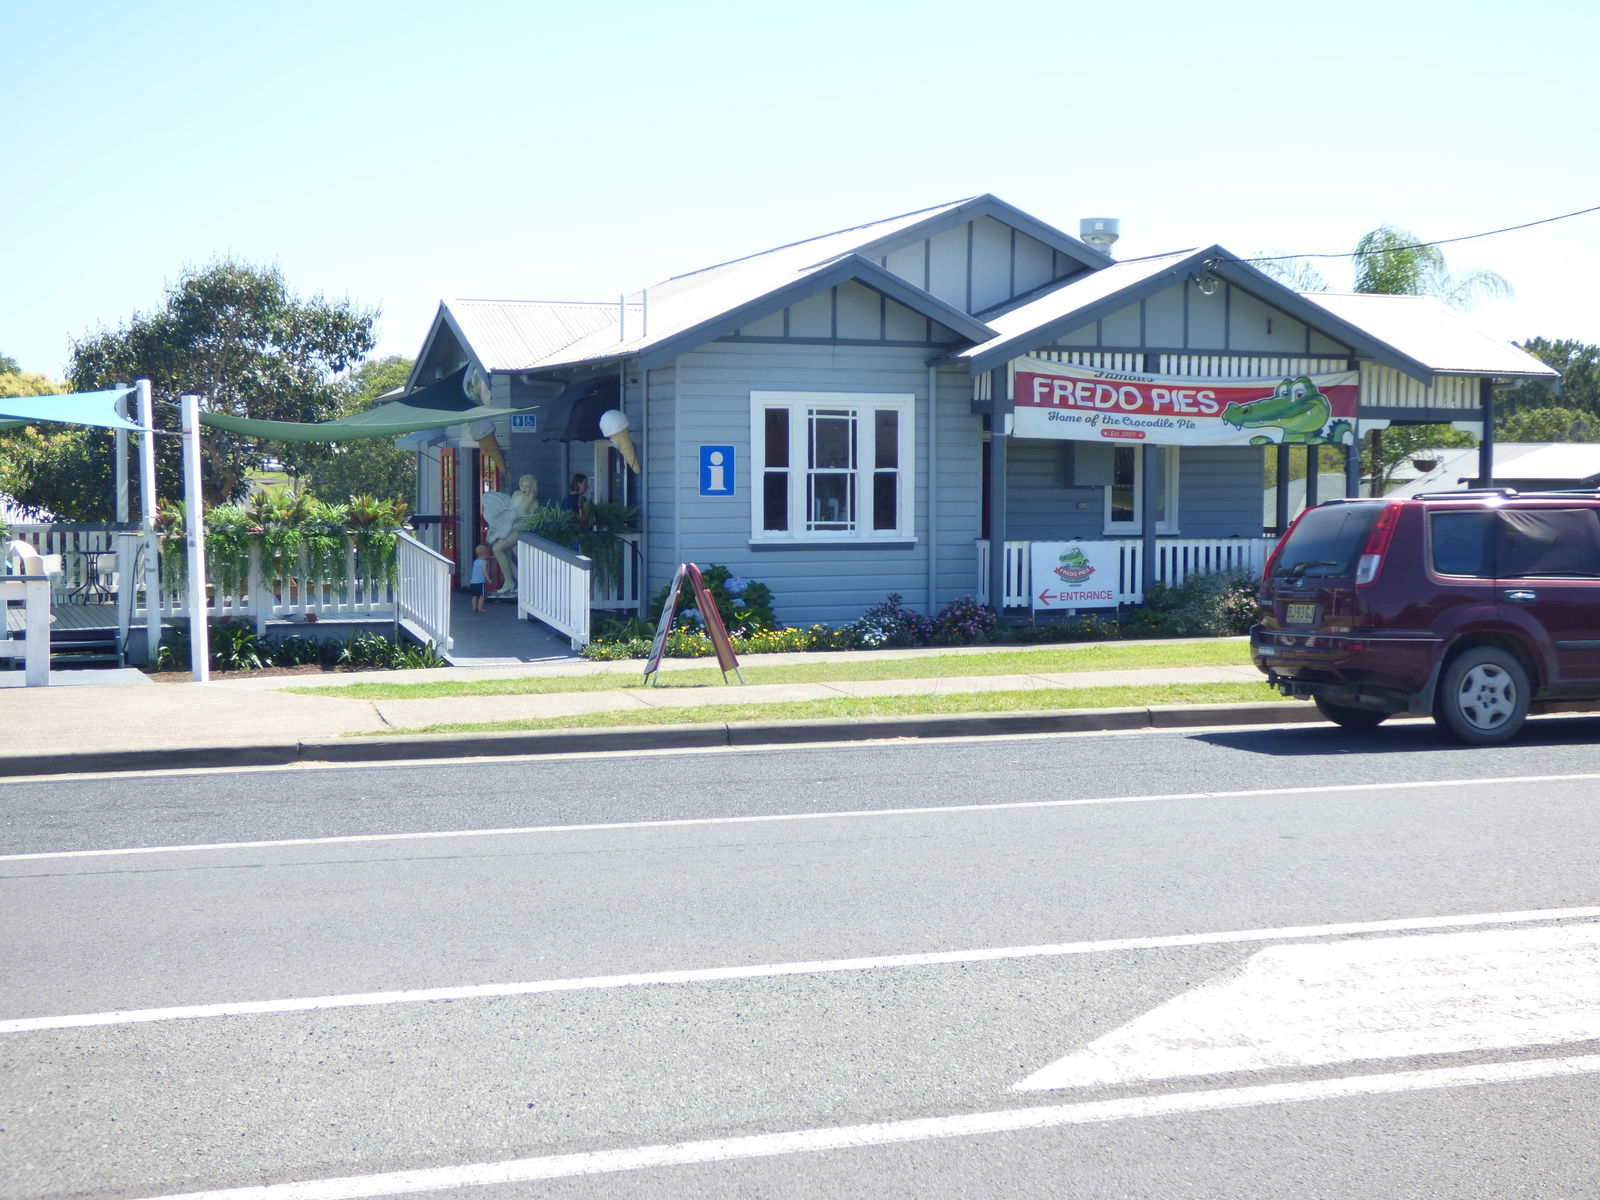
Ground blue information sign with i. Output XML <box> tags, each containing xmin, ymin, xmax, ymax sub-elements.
<box><xmin>699</xmin><ymin>445</ymin><xmax>735</xmax><ymax>496</ymax></box>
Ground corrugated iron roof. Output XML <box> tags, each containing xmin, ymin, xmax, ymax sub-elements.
<box><xmin>529</xmin><ymin>198</ymin><xmax>987</xmax><ymax>370</ymax></box>
<box><xmin>954</xmin><ymin>251</ymin><xmax>1197</xmax><ymax>363</ymax></box>
<box><xmin>442</xmin><ymin>298</ymin><xmax>624</xmax><ymax>373</ymax></box>
<box><xmin>1302</xmin><ymin>293</ymin><xmax>1558</xmax><ymax>380</ymax></box>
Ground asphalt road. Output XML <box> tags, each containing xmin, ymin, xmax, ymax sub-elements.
<box><xmin>4</xmin><ymin>715</ymin><xmax>1599</xmax><ymax>1199</ymax></box>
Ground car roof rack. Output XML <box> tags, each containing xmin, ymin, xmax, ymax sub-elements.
<box><xmin>1409</xmin><ymin>488</ymin><xmax>1520</xmax><ymax>500</ymax></box>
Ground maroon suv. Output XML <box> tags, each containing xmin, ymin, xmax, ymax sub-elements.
<box><xmin>1251</xmin><ymin>490</ymin><xmax>1600</xmax><ymax>743</ymax></box>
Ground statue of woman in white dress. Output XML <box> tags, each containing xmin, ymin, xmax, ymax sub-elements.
<box><xmin>480</xmin><ymin>474</ymin><xmax>537</xmax><ymax>594</ymax></box>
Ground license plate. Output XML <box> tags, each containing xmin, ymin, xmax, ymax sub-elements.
<box><xmin>1285</xmin><ymin>602</ymin><xmax>1317</xmax><ymax>625</ymax></box>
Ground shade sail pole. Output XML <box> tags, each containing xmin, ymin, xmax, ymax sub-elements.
<box><xmin>138</xmin><ymin>381</ymin><xmax>161</xmax><ymax>665</ymax></box>
<box><xmin>114</xmin><ymin>383</ymin><xmax>129</xmax><ymax>523</ymax></box>
<box><xmin>180</xmin><ymin>394</ymin><xmax>210</xmax><ymax>682</ymax></box>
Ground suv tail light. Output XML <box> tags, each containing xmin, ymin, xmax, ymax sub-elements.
<box><xmin>1355</xmin><ymin>502</ymin><xmax>1402</xmax><ymax>586</ymax></box>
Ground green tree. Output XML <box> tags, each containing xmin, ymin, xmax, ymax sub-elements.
<box><xmin>303</xmin><ymin>356</ymin><xmax>417</xmax><ymax>504</ymax></box>
<box><xmin>0</xmin><ymin>371</ymin><xmax>66</xmax><ymax>399</ymax></box>
<box><xmin>41</xmin><ymin>260</ymin><xmax>378</xmax><ymax>516</ymax></box>
<box><xmin>1496</xmin><ymin>405</ymin><xmax>1600</xmax><ymax>443</ymax></box>
<box><xmin>1352</xmin><ymin>225</ymin><xmax>1511</xmax><ymax>308</ymax></box>
<box><xmin>0</xmin><ymin>353</ymin><xmax>20</xmax><ymax>375</ymax></box>
<box><xmin>1500</xmin><ymin>338</ymin><xmax>1600</xmax><ymax>420</ymax></box>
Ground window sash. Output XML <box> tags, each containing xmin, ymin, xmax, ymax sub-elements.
<box><xmin>753</xmin><ymin>393</ymin><xmax>912</xmax><ymax>541</ymax></box>
<box><xmin>1105</xmin><ymin>446</ymin><xmax>1178</xmax><ymax>534</ymax></box>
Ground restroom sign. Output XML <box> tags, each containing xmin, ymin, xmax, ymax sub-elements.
<box><xmin>699</xmin><ymin>445</ymin><xmax>735</xmax><ymax>496</ymax></box>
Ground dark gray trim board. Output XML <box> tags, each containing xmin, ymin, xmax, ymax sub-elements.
<box><xmin>638</xmin><ymin>255</ymin><xmax>994</xmax><ymax>370</ymax></box>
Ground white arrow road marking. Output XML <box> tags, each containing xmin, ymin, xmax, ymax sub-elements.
<box><xmin>1016</xmin><ymin>922</ymin><xmax>1600</xmax><ymax>1091</ymax></box>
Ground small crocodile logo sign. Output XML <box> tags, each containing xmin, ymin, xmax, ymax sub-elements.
<box><xmin>1054</xmin><ymin>546</ymin><xmax>1096</xmax><ymax>582</ymax></box>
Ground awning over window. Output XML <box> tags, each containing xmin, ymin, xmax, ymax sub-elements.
<box><xmin>0</xmin><ymin>387</ymin><xmax>145</xmax><ymax>433</ymax></box>
<box><xmin>196</xmin><ymin>368</ymin><xmax>537</xmax><ymax>443</ymax></box>
<box><xmin>539</xmin><ymin>375</ymin><xmax>620</xmax><ymax>443</ymax></box>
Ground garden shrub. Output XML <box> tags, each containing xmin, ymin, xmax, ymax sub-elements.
<box><xmin>648</xmin><ymin>565</ymin><xmax>778</xmax><ymax>635</ymax></box>
<box><xmin>1126</xmin><ymin>571</ymin><xmax>1259</xmax><ymax>637</ymax></box>
<box><xmin>837</xmin><ymin>593</ymin><xmax>934</xmax><ymax>649</ymax></box>
<box><xmin>152</xmin><ymin>620</ymin><xmax>443</xmax><ymax>673</ymax></box>
<box><xmin>933</xmin><ymin>595</ymin><xmax>1001</xmax><ymax>644</ymax></box>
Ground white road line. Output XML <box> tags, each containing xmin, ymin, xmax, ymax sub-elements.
<box><xmin>1016</xmin><ymin>922</ymin><xmax>1600</xmax><ymax>1090</ymax></box>
<box><xmin>123</xmin><ymin>1053</ymin><xmax>1600</xmax><ymax>1200</ymax></box>
<box><xmin>4</xmin><ymin>771</ymin><xmax>1598</xmax><ymax>864</ymax></box>
<box><xmin>5</xmin><ymin>906</ymin><xmax>1597</xmax><ymax>1035</ymax></box>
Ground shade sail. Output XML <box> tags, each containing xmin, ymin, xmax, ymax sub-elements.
<box><xmin>196</xmin><ymin>367</ymin><xmax>537</xmax><ymax>442</ymax></box>
<box><xmin>0</xmin><ymin>387</ymin><xmax>145</xmax><ymax>432</ymax></box>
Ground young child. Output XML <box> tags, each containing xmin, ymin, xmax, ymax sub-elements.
<box><xmin>469</xmin><ymin>543</ymin><xmax>491</xmax><ymax>612</ymax></box>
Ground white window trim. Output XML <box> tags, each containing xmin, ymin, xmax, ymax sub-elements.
<box><xmin>750</xmin><ymin>391</ymin><xmax>916</xmax><ymax>543</ymax></box>
<box><xmin>1103</xmin><ymin>444</ymin><xmax>1180</xmax><ymax>535</ymax></box>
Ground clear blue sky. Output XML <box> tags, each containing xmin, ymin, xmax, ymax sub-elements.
<box><xmin>4</xmin><ymin>0</ymin><xmax>1596</xmax><ymax>379</ymax></box>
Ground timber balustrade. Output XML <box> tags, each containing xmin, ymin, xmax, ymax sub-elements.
<box><xmin>976</xmin><ymin>537</ymin><xmax>1272</xmax><ymax>608</ymax></box>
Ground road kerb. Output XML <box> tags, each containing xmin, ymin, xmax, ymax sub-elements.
<box><xmin>0</xmin><ymin>701</ymin><xmax>1330</xmax><ymax>777</ymax></box>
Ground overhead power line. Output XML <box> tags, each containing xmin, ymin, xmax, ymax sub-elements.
<box><xmin>1243</xmin><ymin>204</ymin><xmax>1600</xmax><ymax>264</ymax></box>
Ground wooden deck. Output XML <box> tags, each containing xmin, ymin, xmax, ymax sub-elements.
<box><xmin>4</xmin><ymin>602</ymin><xmax>118</xmax><ymax>634</ymax></box>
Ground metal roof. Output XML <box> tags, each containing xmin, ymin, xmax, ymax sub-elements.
<box><xmin>429</xmin><ymin>196</ymin><xmax>1103</xmax><ymax>375</ymax></box>
<box><xmin>953</xmin><ymin>251</ymin><xmax>1197</xmax><ymax>366</ymax></box>
<box><xmin>441</xmin><ymin>299</ymin><xmax>623</xmax><ymax>373</ymax></box>
<box><xmin>1384</xmin><ymin>443</ymin><xmax>1600</xmax><ymax>496</ymax></box>
<box><xmin>1301</xmin><ymin>293</ymin><xmax>1558</xmax><ymax>380</ymax></box>
<box><xmin>527</xmin><ymin>199</ymin><xmax>994</xmax><ymax>371</ymax></box>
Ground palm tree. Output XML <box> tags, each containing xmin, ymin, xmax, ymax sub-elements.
<box><xmin>1351</xmin><ymin>225</ymin><xmax>1511</xmax><ymax>308</ymax></box>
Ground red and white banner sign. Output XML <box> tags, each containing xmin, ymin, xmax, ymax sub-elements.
<box><xmin>1011</xmin><ymin>357</ymin><xmax>1358</xmax><ymax>448</ymax></box>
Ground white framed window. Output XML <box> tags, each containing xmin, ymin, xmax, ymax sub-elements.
<box><xmin>751</xmin><ymin>391</ymin><xmax>914</xmax><ymax>542</ymax></box>
<box><xmin>1104</xmin><ymin>444</ymin><xmax>1179</xmax><ymax>534</ymax></box>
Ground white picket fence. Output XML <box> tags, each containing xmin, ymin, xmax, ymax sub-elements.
<box><xmin>8</xmin><ymin>524</ymin><xmax>451</xmax><ymax>654</ymax></box>
<box><xmin>2</xmin><ymin>540</ymin><xmax>52</xmax><ymax>685</ymax></box>
<box><xmin>516</xmin><ymin>532</ymin><xmax>642</xmax><ymax>649</ymax></box>
<box><xmin>976</xmin><ymin>537</ymin><xmax>1271</xmax><ymax>609</ymax></box>
<box><xmin>138</xmin><ymin>531</ymin><xmax>451</xmax><ymax>648</ymax></box>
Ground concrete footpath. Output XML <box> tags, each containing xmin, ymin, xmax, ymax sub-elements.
<box><xmin>0</xmin><ymin>641</ymin><xmax>1322</xmax><ymax>777</ymax></box>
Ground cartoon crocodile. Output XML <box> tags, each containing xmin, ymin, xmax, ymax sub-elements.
<box><xmin>1220</xmin><ymin>376</ymin><xmax>1353</xmax><ymax>446</ymax></box>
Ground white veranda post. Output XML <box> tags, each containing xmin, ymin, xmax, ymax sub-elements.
<box><xmin>180</xmin><ymin>393</ymin><xmax>210</xmax><ymax>681</ymax></box>
<box><xmin>137</xmin><ymin>380</ymin><xmax>160</xmax><ymax>664</ymax></box>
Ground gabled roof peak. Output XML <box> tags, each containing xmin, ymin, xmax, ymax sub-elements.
<box><xmin>659</xmin><ymin>197</ymin><xmax>982</xmax><ymax>287</ymax></box>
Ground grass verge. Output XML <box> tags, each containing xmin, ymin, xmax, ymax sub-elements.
<box><xmin>353</xmin><ymin>681</ymin><xmax>1280</xmax><ymax>736</ymax></box>
<box><xmin>297</xmin><ymin>639</ymin><xmax>1253</xmax><ymax>700</ymax></box>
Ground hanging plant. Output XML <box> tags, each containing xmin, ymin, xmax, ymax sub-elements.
<box><xmin>204</xmin><ymin>505</ymin><xmax>256</xmax><ymax>596</ymax></box>
<box><xmin>301</xmin><ymin>498</ymin><xmax>349</xmax><ymax>593</ymax></box>
<box><xmin>346</xmin><ymin>494</ymin><xmax>407</xmax><ymax>587</ymax></box>
<box><xmin>257</xmin><ymin>490</ymin><xmax>307</xmax><ymax>587</ymax></box>
<box><xmin>156</xmin><ymin>502</ymin><xmax>188</xmax><ymax>591</ymax></box>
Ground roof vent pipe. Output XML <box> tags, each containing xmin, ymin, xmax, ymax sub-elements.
<box><xmin>1079</xmin><ymin>218</ymin><xmax>1120</xmax><ymax>256</ymax></box>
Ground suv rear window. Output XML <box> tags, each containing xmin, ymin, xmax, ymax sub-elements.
<box><xmin>1270</xmin><ymin>503</ymin><xmax>1384</xmax><ymax>578</ymax></box>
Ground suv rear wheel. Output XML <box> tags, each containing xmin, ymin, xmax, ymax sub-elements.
<box><xmin>1434</xmin><ymin>647</ymin><xmax>1530</xmax><ymax>745</ymax></box>
<box><xmin>1313</xmin><ymin>696</ymin><xmax>1390</xmax><ymax>729</ymax></box>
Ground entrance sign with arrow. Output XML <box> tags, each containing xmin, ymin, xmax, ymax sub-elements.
<box><xmin>1030</xmin><ymin>540</ymin><xmax>1120</xmax><ymax>610</ymax></box>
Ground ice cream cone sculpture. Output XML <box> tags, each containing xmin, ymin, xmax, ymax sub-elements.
<box><xmin>599</xmin><ymin>409</ymin><xmax>640</xmax><ymax>473</ymax></box>
<box><xmin>468</xmin><ymin>418</ymin><xmax>507</xmax><ymax>475</ymax></box>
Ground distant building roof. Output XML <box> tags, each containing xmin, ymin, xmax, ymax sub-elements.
<box><xmin>1384</xmin><ymin>442</ymin><xmax>1600</xmax><ymax>497</ymax></box>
